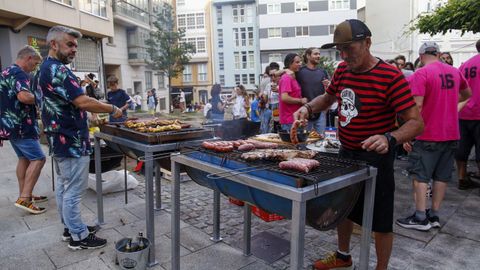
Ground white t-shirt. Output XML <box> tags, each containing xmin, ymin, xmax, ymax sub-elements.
<box><xmin>133</xmin><ymin>94</ymin><xmax>142</xmax><ymax>105</ymax></box>
<box><xmin>179</xmin><ymin>91</ymin><xmax>185</xmax><ymax>102</ymax></box>
<box><xmin>203</xmin><ymin>103</ymin><xmax>212</xmax><ymax>117</ymax></box>
<box><xmin>232</xmin><ymin>96</ymin><xmax>247</xmax><ymax>119</ymax></box>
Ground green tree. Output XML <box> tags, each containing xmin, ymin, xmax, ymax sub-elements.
<box><xmin>146</xmin><ymin>2</ymin><xmax>195</xmax><ymax>112</ymax></box>
<box><xmin>412</xmin><ymin>0</ymin><xmax>480</xmax><ymax>36</ymax></box>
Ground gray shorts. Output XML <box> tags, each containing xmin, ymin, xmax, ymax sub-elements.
<box><xmin>408</xmin><ymin>140</ymin><xmax>458</xmax><ymax>183</ymax></box>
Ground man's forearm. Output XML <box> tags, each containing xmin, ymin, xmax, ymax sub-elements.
<box><xmin>309</xmin><ymin>93</ymin><xmax>335</xmax><ymax>113</ymax></box>
<box><xmin>81</xmin><ymin>99</ymin><xmax>113</xmax><ymax>113</ymax></box>
<box><xmin>391</xmin><ymin>118</ymin><xmax>423</xmax><ymax>144</ymax></box>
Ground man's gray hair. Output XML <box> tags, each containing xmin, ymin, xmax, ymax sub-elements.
<box><xmin>16</xmin><ymin>45</ymin><xmax>41</xmax><ymax>60</ymax></box>
<box><xmin>46</xmin><ymin>25</ymin><xmax>82</xmax><ymax>45</ymax></box>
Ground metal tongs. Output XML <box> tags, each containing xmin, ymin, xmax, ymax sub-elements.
<box><xmin>206</xmin><ymin>164</ymin><xmax>277</xmax><ymax>179</ymax></box>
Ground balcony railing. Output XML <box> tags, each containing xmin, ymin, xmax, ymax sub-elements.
<box><xmin>113</xmin><ymin>0</ymin><xmax>150</xmax><ymax>25</ymax></box>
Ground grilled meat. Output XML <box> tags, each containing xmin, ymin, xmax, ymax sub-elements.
<box><xmin>240</xmin><ymin>149</ymin><xmax>317</xmax><ymax>161</ymax></box>
<box><xmin>279</xmin><ymin>158</ymin><xmax>320</xmax><ymax>173</ymax></box>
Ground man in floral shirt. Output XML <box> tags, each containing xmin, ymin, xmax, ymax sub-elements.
<box><xmin>36</xmin><ymin>25</ymin><xmax>122</xmax><ymax>250</ymax></box>
<box><xmin>0</xmin><ymin>45</ymin><xmax>47</xmax><ymax>215</ymax></box>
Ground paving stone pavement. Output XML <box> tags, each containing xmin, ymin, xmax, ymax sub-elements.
<box><xmin>1</xmin><ymin>141</ymin><xmax>480</xmax><ymax>269</ymax></box>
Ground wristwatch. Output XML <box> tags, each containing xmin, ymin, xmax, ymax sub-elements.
<box><xmin>384</xmin><ymin>132</ymin><xmax>397</xmax><ymax>149</ymax></box>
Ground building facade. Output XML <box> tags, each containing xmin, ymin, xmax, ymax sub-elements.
<box><xmin>170</xmin><ymin>0</ymin><xmax>214</xmax><ymax>109</ymax></box>
<box><xmin>211</xmin><ymin>0</ymin><xmax>260</xmax><ymax>93</ymax></box>
<box><xmin>258</xmin><ymin>0</ymin><xmax>358</xmax><ymax>70</ymax></box>
<box><xmin>0</xmin><ymin>0</ymin><xmax>114</xmax><ymax>90</ymax></box>
<box><xmin>365</xmin><ymin>0</ymin><xmax>480</xmax><ymax>67</ymax></box>
<box><xmin>104</xmin><ymin>0</ymin><xmax>169</xmax><ymax>112</ymax></box>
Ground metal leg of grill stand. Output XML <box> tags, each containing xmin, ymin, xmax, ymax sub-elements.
<box><xmin>171</xmin><ymin>159</ymin><xmax>181</xmax><ymax>270</ymax></box>
<box><xmin>94</xmin><ymin>137</ymin><xmax>105</xmax><ymax>225</ymax></box>
<box><xmin>154</xmin><ymin>161</ymin><xmax>162</xmax><ymax>210</ymax></box>
<box><xmin>359</xmin><ymin>176</ymin><xmax>376</xmax><ymax>270</ymax></box>
<box><xmin>144</xmin><ymin>152</ymin><xmax>157</xmax><ymax>266</ymax></box>
<box><xmin>290</xmin><ymin>200</ymin><xmax>306</xmax><ymax>270</ymax></box>
<box><xmin>124</xmin><ymin>155</ymin><xmax>128</xmax><ymax>204</ymax></box>
<box><xmin>210</xmin><ymin>190</ymin><xmax>223</xmax><ymax>242</ymax></box>
<box><xmin>51</xmin><ymin>156</ymin><xmax>55</xmax><ymax>191</ymax></box>
<box><xmin>243</xmin><ymin>203</ymin><xmax>252</xmax><ymax>256</ymax></box>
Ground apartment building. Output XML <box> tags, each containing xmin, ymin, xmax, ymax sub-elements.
<box><xmin>365</xmin><ymin>0</ymin><xmax>480</xmax><ymax>66</ymax></box>
<box><xmin>0</xmin><ymin>0</ymin><xmax>114</xmax><ymax>87</ymax></box>
<box><xmin>211</xmin><ymin>0</ymin><xmax>260</xmax><ymax>93</ymax></box>
<box><xmin>170</xmin><ymin>0</ymin><xmax>214</xmax><ymax>108</ymax></box>
<box><xmin>104</xmin><ymin>0</ymin><xmax>169</xmax><ymax>112</ymax></box>
<box><xmin>258</xmin><ymin>0</ymin><xmax>358</xmax><ymax>70</ymax></box>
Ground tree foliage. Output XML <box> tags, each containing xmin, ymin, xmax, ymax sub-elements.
<box><xmin>412</xmin><ymin>0</ymin><xmax>480</xmax><ymax>36</ymax></box>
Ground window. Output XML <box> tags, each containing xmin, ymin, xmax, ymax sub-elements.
<box><xmin>248</xmin><ymin>51</ymin><xmax>255</xmax><ymax>69</ymax></box>
<box><xmin>157</xmin><ymin>72</ymin><xmax>165</xmax><ymax>88</ymax></box>
<box><xmin>177</xmin><ymin>0</ymin><xmax>185</xmax><ymax>6</ymax></box>
<box><xmin>233</xmin><ymin>29</ymin><xmax>240</xmax><ymax>47</ymax></box>
<box><xmin>145</xmin><ymin>71</ymin><xmax>152</xmax><ymax>89</ymax></box>
<box><xmin>198</xmin><ymin>64</ymin><xmax>207</xmax><ymax>81</ymax></box>
<box><xmin>196</xmin><ymin>37</ymin><xmax>206</xmax><ymax>53</ymax></box>
<box><xmin>329</xmin><ymin>0</ymin><xmax>350</xmax><ymax>10</ymax></box>
<box><xmin>248</xmin><ymin>27</ymin><xmax>254</xmax><ymax>46</ymax></box>
<box><xmin>52</xmin><ymin>0</ymin><xmax>72</xmax><ymax>6</ymax></box>
<box><xmin>219</xmin><ymin>75</ymin><xmax>225</xmax><ymax>86</ymax></box>
<box><xmin>187</xmin><ymin>14</ymin><xmax>196</xmax><ymax>29</ymax></box>
<box><xmin>183</xmin><ymin>65</ymin><xmax>192</xmax><ymax>82</ymax></box>
<box><xmin>216</xmin><ymin>6</ymin><xmax>222</xmax><ymax>24</ymax></box>
<box><xmin>177</xmin><ymin>14</ymin><xmax>186</xmax><ymax>31</ymax></box>
<box><xmin>217</xmin><ymin>29</ymin><xmax>223</xmax><ymax>48</ymax></box>
<box><xmin>159</xmin><ymin>97</ymin><xmax>166</xmax><ymax>110</ymax></box>
<box><xmin>234</xmin><ymin>52</ymin><xmax>241</xmax><ymax>69</ymax></box>
<box><xmin>267</xmin><ymin>3</ymin><xmax>281</xmax><ymax>14</ymax></box>
<box><xmin>80</xmin><ymin>0</ymin><xmax>107</xmax><ymax>18</ymax></box>
<box><xmin>296</xmin><ymin>26</ymin><xmax>309</xmax><ymax>36</ymax></box>
<box><xmin>268</xmin><ymin>53</ymin><xmax>282</xmax><ymax>63</ymax></box>
<box><xmin>295</xmin><ymin>2</ymin><xmax>309</xmax><ymax>12</ymax></box>
<box><xmin>219</xmin><ymin>53</ymin><xmax>224</xmax><ymax>70</ymax></box>
<box><xmin>242</xmin><ymin>74</ymin><xmax>248</xmax><ymax>84</ymax></box>
<box><xmin>242</xmin><ymin>52</ymin><xmax>247</xmax><ymax>69</ymax></box>
<box><xmin>233</xmin><ymin>4</ymin><xmax>248</xmax><ymax>23</ymax></box>
<box><xmin>268</xmin><ymin>28</ymin><xmax>281</xmax><ymax>38</ymax></box>
<box><xmin>240</xmin><ymin>28</ymin><xmax>247</xmax><ymax>46</ymax></box>
<box><xmin>329</xmin><ymin>25</ymin><xmax>336</xmax><ymax>34</ymax></box>
<box><xmin>249</xmin><ymin>74</ymin><xmax>255</xmax><ymax>85</ymax></box>
<box><xmin>235</xmin><ymin>74</ymin><xmax>240</xmax><ymax>84</ymax></box>
<box><xmin>196</xmin><ymin>13</ymin><xmax>205</xmax><ymax>29</ymax></box>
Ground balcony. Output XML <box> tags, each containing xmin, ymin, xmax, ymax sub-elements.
<box><xmin>113</xmin><ymin>0</ymin><xmax>150</xmax><ymax>28</ymax></box>
<box><xmin>127</xmin><ymin>26</ymin><xmax>151</xmax><ymax>65</ymax></box>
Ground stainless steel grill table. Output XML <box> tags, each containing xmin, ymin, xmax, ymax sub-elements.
<box><xmin>170</xmin><ymin>152</ymin><xmax>377</xmax><ymax>270</ymax></box>
<box><xmin>93</xmin><ymin>129</ymin><xmax>213</xmax><ymax>267</ymax></box>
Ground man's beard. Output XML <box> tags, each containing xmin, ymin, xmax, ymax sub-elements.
<box><xmin>56</xmin><ymin>50</ymin><xmax>74</xmax><ymax>64</ymax></box>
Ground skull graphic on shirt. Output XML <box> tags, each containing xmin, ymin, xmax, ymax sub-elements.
<box><xmin>339</xmin><ymin>88</ymin><xmax>360</xmax><ymax>127</ymax></box>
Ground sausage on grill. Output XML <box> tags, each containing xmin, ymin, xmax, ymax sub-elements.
<box><xmin>279</xmin><ymin>158</ymin><xmax>320</xmax><ymax>173</ymax></box>
<box><xmin>238</xmin><ymin>143</ymin><xmax>255</xmax><ymax>151</ymax></box>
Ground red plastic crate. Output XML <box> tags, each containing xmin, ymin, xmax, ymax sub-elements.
<box><xmin>250</xmin><ymin>205</ymin><xmax>284</xmax><ymax>222</ymax></box>
<box><xmin>228</xmin><ymin>197</ymin><xmax>245</xmax><ymax>206</ymax></box>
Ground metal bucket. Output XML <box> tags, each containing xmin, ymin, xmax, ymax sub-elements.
<box><xmin>115</xmin><ymin>237</ymin><xmax>150</xmax><ymax>270</ymax></box>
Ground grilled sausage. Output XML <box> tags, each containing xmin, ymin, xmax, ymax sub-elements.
<box><xmin>238</xmin><ymin>143</ymin><xmax>256</xmax><ymax>151</ymax></box>
<box><xmin>290</xmin><ymin>120</ymin><xmax>301</xmax><ymax>145</ymax></box>
<box><xmin>279</xmin><ymin>158</ymin><xmax>320</xmax><ymax>173</ymax></box>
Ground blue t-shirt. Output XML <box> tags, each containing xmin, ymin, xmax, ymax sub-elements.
<box><xmin>107</xmin><ymin>89</ymin><xmax>130</xmax><ymax>122</ymax></box>
<box><xmin>250</xmin><ymin>98</ymin><xmax>260</xmax><ymax>122</ymax></box>
<box><xmin>36</xmin><ymin>57</ymin><xmax>90</xmax><ymax>158</ymax></box>
<box><xmin>210</xmin><ymin>95</ymin><xmax>224</xmax><ymax>115</ymax></box>
<box><xmin>0</xmin><ymin>64</ymin><xmax>39</xmax><ymax>140</ymax></box>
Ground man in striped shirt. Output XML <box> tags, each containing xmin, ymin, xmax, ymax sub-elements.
<box><xmin>294</xmin><ymin>19</ymin><xmax>424</xmax><ymax>270</ymax></box>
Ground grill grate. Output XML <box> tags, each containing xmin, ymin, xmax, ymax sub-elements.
<box><xmin>181</xmin><ymin>146</ymin><xmax>367</xmax><ymax>186</ymax></box>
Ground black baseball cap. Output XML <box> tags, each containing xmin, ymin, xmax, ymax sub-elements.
<box><xmin>321</xmin><ymin>19</ymin><xmax>372</xmax><ymax>49</ymax></box>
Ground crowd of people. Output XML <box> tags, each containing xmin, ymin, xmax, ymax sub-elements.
<box><xmin>0</xmin><ymin>19</ymin><xmax>479</xmax><ymax>270</ymax></box>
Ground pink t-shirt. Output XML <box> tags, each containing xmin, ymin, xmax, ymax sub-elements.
<box><xmin>459</xmin><ymin>54</ymin><xmax>480</xmax><ymax>120</ymax></box>
<box><xmin>408</xmin><ymin>61</ymin><xmax>468</xmax><ymax>141</ymax></box>
<box><xmin>278</xmin><ymin>73</ymin><xmax>302</xmax><ymax>124</ymax></box>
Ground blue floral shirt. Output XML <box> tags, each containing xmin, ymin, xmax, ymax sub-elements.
<box><xmin>36</xmin><ymin>57</ymin><xmax>90</xmax><ymax>158</ymax></box>
<box><xmin>0</xmin><ymin>64</ymin><xmax>39</xmax><ymax>140</ymax></box>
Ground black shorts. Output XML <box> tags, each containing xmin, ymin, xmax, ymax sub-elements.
<box><xmin>340</xmin><ymin>148</ymin><xmax>395</xmax><ymax>233</ymax></box>
<box><xmin>455</xmin><ymin>120</ymin><xmax>480</xmax><ymax>162</ymax></box>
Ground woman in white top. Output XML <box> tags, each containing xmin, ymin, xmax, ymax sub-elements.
<box><xmin>231</xmin><ymin>85</ymin><xmax>250</xmax><ymax>120</ymax></box>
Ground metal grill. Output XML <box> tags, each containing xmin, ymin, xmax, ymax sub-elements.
<box><xmin>181</xmin><ymin>146</ymin><xmax>367</xmax><ymax>187</ymax></box>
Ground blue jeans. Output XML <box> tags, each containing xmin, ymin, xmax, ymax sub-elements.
<box><xmin>54</xmin><ymin>156</ymin><xmax>90</xmax><ymax>241</ymax></box>
<box><xmin>260</xmin><ymin>108</ymin><xmax>272</xmax><ymax>134</ymax></box>
<box><xmin>308</xmin><ymin>111</ymin><xmax>326</xmax><ymax>134</ymax></box>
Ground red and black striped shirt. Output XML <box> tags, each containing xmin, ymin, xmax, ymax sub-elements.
<box><xmin>326</xmin><ymin>59</ymin><xmax>416</xmax><ymax>150</ymax></box>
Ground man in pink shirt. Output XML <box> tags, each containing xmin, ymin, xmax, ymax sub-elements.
<box><xmin>456</xmin><ymin>39</ymin><xmax>480</xmax><ymax>190</ymax></box>
<box><xmin>397</xmin><ymin>41</ymin><xmax>471</xmax><ymax>231</ymax></box>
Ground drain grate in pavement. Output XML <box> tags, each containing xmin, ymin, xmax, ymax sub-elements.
<box><xmin>251</xmin><ymin>231</ymin><xmax>290</xmax><ymax>264</ymax></box>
